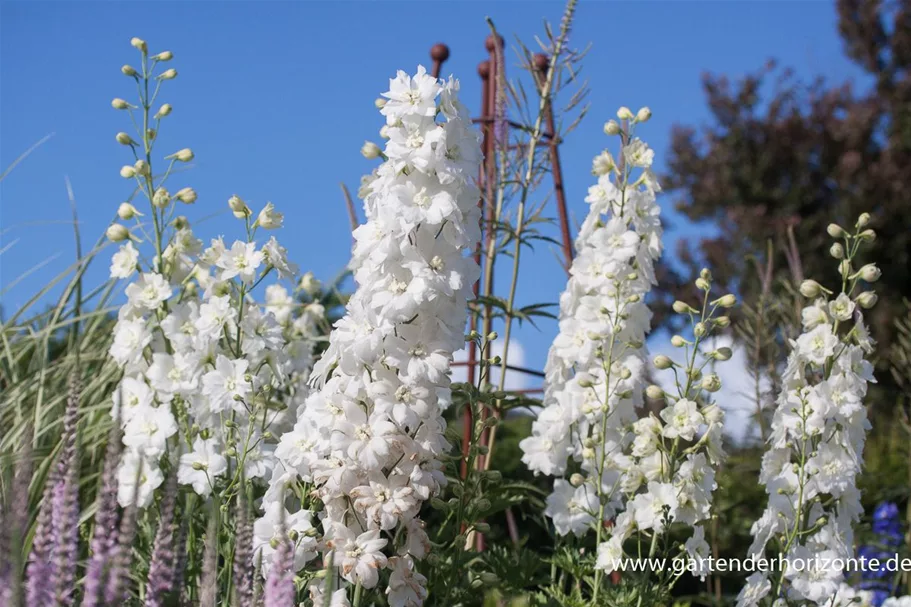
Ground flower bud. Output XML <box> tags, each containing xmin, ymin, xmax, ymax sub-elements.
<box><xmin>712</xmin><ymin>347</ymin><xmax>733</xmax><ymax>361</ymax></box>
<box><xmin>856</xmin><ymin>291</ymin><xmax>878</xmax><ymax>309</ymax></box>
<box><xmin>713</xmin><ymin>294</ymin><xmax>737</xmax><ymax>308</ymax></box>
<box><xmin>117</xmin><ymin>202</ymin><xmax>141</xmax><ymax>219</ymax></box>
<box><xmin>858</xmin><ymin>263</ymin><xmax>881</xmax><ymax>282</ymax></box>
<box><xmin>799</xmin><ymin>280</ymin><xmax>823</xmax><ymax>298</ymax></box>
<box><xmin>827</xmin><ymin>223</ymin><xmax>847</xmax><ymax>238</ymax></box>
<box><xmin>617</xmin><ymin>106</ymin><xmax>634</xmax><ymax>120</ymax></box>
<box><xmin>299</xmin><ymin>271</ymin><xmax>321</xmax><ymax>296</ymax></box>
<box><xmin>653</xmin><ymin>355</ymin><xmax>673</xmax><ymax>370</ymax></box>
<box><xmin>568</xmin><ymin>473</ymin><xmax>585</xmax><ymax>488</ymax></box>
<box><xmin>379</xmin><ymin>125</ymin><xmax>391</xmax><ymax>139</ymax></box>
<box><xmin>115</xmin><ymin>132</ymin><xmax>134</xmax><ymax>146</ymax></box>
<box><xmin>173</xmin><ymin>216</ymin><xmax>189</xmax><ymax>229</ymax></box>
<box><xmin>158</xmin><ymin>68</ymin><xmax>177</xmax><ymax>80</ymax></box>
<box><xmin>636</xmin><ymin>106</ymin><xmax>652</xmax><ymax>122</ymax></box>
<box><xmin>856</xmin><ymin>212</ymin><xmax>870</xmax><ymax>228</ymax></box>
<box><xmin>130</xmin><ymin>37</ymin><xmax>147</xmax><ymax>52</ymax></box>
<box><xmin>694</xmin><ymin>322</ymin><xmax>707</xmax><ymax>338</ymax></box>
<box><xmin>603</xmin><ymin>120</ymin><xmax>621</xmax><ymax>135</ymax></box>
<box><xmin>153</xmin><ymin>50</ymin><xmax>173</xmax><ymax>61</ymax></box>
<box><xmin>619</xmin><ymin>367</ymin><xmax>632</xmax><ymax>380</ymax></box>
<box><xmin>838</xmin><ymin>259</ymin><xmax>852</xmax><ymax>277</ymax></box>
<box><xmin>701</xmin><ymin>373</ymin><xmax>722</xmax><ymax>393</ymax></box>
<box><xmin>700</xmin><ymin>268</ymin><xmax>713</xmax><ymax>281</ymax></box>
<box><xmin>672</xmin><ymin>300</ymin><xmax>695</xmax><ymax>314</ymax></box>
<box><xmin>695</xmin><ymin>277</ymin><xmax>710</xmax><ymax>291</ymax></box>
<box><xmin>175</xmin><ymin>187</ymin><xmax>197</xmax><ymax>204</ymax></box>
<box><xmin>486</xmin><ymin>331</ymin><xmax>498</xmax><ymax>341</ymax></box>
<box><xmin>858</xmin><ymin>229</ymin><xmax>876</xmax><ymax>242</ymax></box>
<box><xmin>228</xmin><ymin>195</ymin><xmax>251</xmax><ymax>219</ymax></box>
<box><xmin>111</xmin><ymin>98</ymin><xmax>130</xmax><ymax>110</ymax></box>
<box><xmin>121</xmin><ymin>64</ymin><xmax>137</xmax><ymax>77</ymax></box>
<box><xmin>714</xmin><ymin>316</ymin><xmax>731</xmax><ymax>328</ymax></box>
<box><xmin>645</xmin><ymin>385</ymin><xmax>664</xmax><ymax>400</ymax></box>
<box><xmin>670</xmin><ymin>335</ymin><xmax>686</xmax><ymax>347</ymax></box>
<box><xmin>374</xmin><ymin>97</ymin><xmax>387</xmax><ymax>109</ymax></box>
<box><xmin>155</xmin><ymin>103</ymin><xmax>172</xmax><ymax>118</ymax></box>
<box><xmin>361</xmin><ymin>141</ymin><xmax>382</xmax><ymax>159</ymax></box>
<box><xmin>152</xmin><ymin>187</ymin><xmax>170</xmax><ymax>208</ymax></box>
<box><xmin>191</xmin><ymin>461</ymin><xmax>207</xmax><ymax>471</ymax></box>
<box><xmin>829</xmin><ymin>242</ymin><xmax>844</xmax><ymax>259</ymax></box>
<box><xmin>119</xmin><ymin>165</ymin><xmax>136</xmax><ymax>179</ymax></box>
<box><xmin>133</xmin><ymin>160</ymin><xmax>150</xmax><ymax>176</ymax></box>
<box><xmin>106</xmin><ymin>224</ymin><xmax>130</xmax><ymax>242</ymax></box>
<box><xmin>172</xmin><ymin>148</ymin><xmax>194</xmax><ymax>162</ymax></box>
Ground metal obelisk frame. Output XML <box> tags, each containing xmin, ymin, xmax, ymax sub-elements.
<box><xmin>430</xmin><ymin>39</ymin><xmax>574</xmax><ymax>513</ymax></box>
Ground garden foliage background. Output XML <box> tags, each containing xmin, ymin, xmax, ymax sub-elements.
<box><xmin>1</xmin><ymin>0</ymin><xmax>911</xmax><ymax>606</ymax></box>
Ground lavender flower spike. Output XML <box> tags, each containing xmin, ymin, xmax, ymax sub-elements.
<box><xmin>263</xmin><ymin>519</ymin><xmax>295</xmax><ymax>607</ymax></box>
<box><xmin>144</xmin><ymin>472</ymin><xmax>178</xmax><ymax>607</ymax></box>
<box><xmin>83</xmin><ymin>420</ymin><xmax>124</xmax><ymax>607</ymax></box>
<box><xmin>53</xmin><ymin>373</ymin><xmax>82</xmax><ymax>606</ymax></box>
<box><xmin>233</xmin><ymin>496</ymin><xmax>255</xmax><ymax>607</ymax></box>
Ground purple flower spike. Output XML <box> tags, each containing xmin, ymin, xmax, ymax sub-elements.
<box><xmin>144</xmin><ymin>472</ymin><xmax>178</xmax><ymax>607</ymax></box>
<box><xmin>83</xmin><ymin>421</ymin><xmax>124</xmax><ymax>607</ymax></box>
<box><xmin>263</xmin><ymin>520</ymin><xmax>295</xmax><ymax>607</ymax></box>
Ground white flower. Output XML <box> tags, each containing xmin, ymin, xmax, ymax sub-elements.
<box><xmin>178</xmin><ymin>437</ymin><xmax>227</xmax><ymax>496</ymax></box>
<box><xmin>386</xmin><ymin>556</ymin><xmax>428</xmax><ymax>607</ymax></box>
<box><xmin>255</xmin><ymin>202</ymin><xmax>283</xmax><ymax>229</ymax></box>
<box><xmin>109</xmin><ymin>317</ymin><xmax>152</xmax><ymax>366</ymax></box>
<box><xmin>122</xmin><ymin>404</ymin><xmax>178</xmax><ymax>458</ymax></box>
<box><xmin>380</xmin><ymin>65</ymin><xmax>441</xmax><ymax>124</ymax></box>
<box><xmin>828</xmin><ymin>292</ymin><xmax>856</xmax><ymax>321</ymax></box>
<box><xmin>110</xmin><ymin>241</ymin><xmax>139</xmax><ymax>278</ymax></box>
<box><xmin>262</xmin><ymin>236</ymin><xmax>298</xmax><ymax>278</ymax></box>
<box><xmin>544</xmin><ymin>479</ymin><xmax>599</xmax><ymax>537</ymax></box>
<box><xmin>630</xmin><ymin>481</ymin><xmax>678</xmax><ymax>532</ymax></box>
<box><xmin>202</xmin><ymin>354</ymin><xmax>251</xmax><ymax>412</ymax></box>
<box><xmin>332</xmin><ymin>527</ymin><xmax>389</xmax><ymax>588</ymax></box>
<box><xmin>684</xmin><ymin>526</ymin><xmax>711</xmax><ymax>580</ymax></box>
<box><xmin>623</xmin><ymin>138</ymin><xmax>655</xmax><ymax>168</ymax></box>
<box><xmin>117</xmin><ymin>450</ymin><xmax>164</xmax><ymax>508</ymax></box>
<box><xmin>125</xmin><ymin>272</ymin><xmax>172</xmax><ymax>310</ymax></box>
<box><xmin>216</xmin><ymin>240</ymin><xmax>264</xmax><ymax>283</ymax></box>
<box><xmin>736</xmin><ymin>573</ymin><xmax>771</xmax><ymax>607</ymax></box>
<box><xmin>660</xmin><ymin>398</ymin><xmax>704</xmax><ymax>441</ymax></box>
<box><xmin>796</xmin><ymin>324</ymin><xmax>839</xmax><ymax>366</ymax></box>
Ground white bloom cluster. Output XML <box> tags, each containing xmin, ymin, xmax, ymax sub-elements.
<box><xmin>109</xmin><ymin>219</ymin><xmax>319</xmax><ymax>508</ymax></box>
<box><xmin>885</xmin><ymin>598</ymin><xmax>911</xmax><ymax>607</ymax></box>
<box><xmin>738</xmin><ymin>218</ymin><xmax>879</xmax><ymax>606</ymax></box>
<box><xmin>103</xmin><ymin>41</ymin><xmax>320</xmax><ymax>510</ymax></box>
<box><xmin>519</xmin><ymin>113</ymin><xmax>664</xmax><ymax>543</ymax></box>
<box><xmin>594</xmin><ymin>273</ymin><xmax>733</xmax><ymax>577</ymax></box>
<box><xmin>261</xmin><ymin>66</ymin><xmax>481</xmax><ymax>604</ymax></box>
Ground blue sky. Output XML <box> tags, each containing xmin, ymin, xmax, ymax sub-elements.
<box><xmin>1</xmin><ymin>0</ymin><xmax>866</xmax><ymax>388</ymax></box>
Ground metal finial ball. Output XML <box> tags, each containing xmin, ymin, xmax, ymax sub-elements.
<box><xmin>534</xmin><ymin>53</ymin><xmax>550</xmax><ymax>72</ymax></box>
<box><xmin>430</xmin><ymin>43</ymin><xmax>450</xmax><ymax>63</ymax></box>
<box><xmin>485</xmin><ymin>34</ymin><xmax>505</xmax><ymax>52</ymax></box>
<box><xmin>478</xmin><ymin>60</ymin><xmax>491</xmax><ymax>79</ymax></box>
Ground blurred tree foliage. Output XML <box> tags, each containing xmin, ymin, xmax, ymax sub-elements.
<box><xmin>663</xmin><ymin>0</ymin><xmax>911</xmax><ymax>404</ymax></box>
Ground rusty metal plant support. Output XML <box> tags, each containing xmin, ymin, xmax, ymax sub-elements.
<box><xmin>428</xmin><ymin>40</ymin><xmax>574</xmax><ymax>550</ymax></box>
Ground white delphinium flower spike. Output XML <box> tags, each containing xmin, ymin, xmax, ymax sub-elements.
<box><xmin>737</xmin><ymin>216</ymin><xmax>879</xmax><ymax>607</ymax></box>
<box><xmin>261</xmin><ymin>67</ymin><xmax>480</xmax><ymax>605</ymax></box>
<box><xmin>520</xmin><ymin>111</ymin><xmax>662</xmax><ymax>545</ymax></box>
